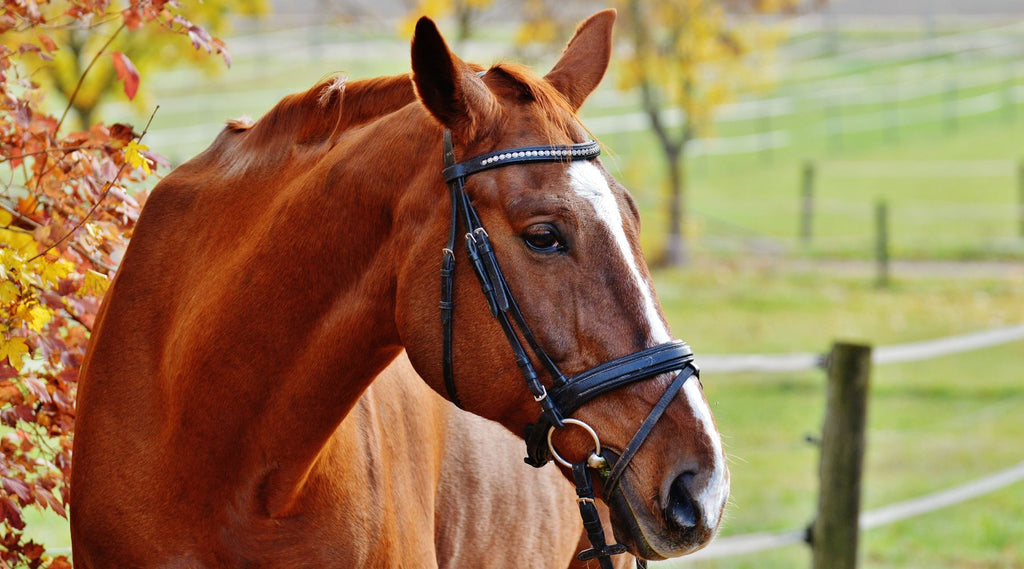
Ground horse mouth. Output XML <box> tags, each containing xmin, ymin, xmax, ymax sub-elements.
<box><xmin>602</xmin><ymin>469</ymin><xmax>720</xmax><ymax>561</ymax></box>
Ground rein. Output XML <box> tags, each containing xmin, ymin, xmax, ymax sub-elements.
<box><xmin>439</xmin><ymin>129</ymin><xmax>699</xmax><ymax>569</ymax></box>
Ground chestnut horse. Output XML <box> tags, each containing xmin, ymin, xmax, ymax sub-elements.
<box><xmin>71</xmin><ymin>10</ymin><xmax>728</xmax><ymax>567</ymax></box>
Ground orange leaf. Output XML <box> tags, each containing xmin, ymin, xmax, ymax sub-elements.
<box><xmin>49</xmin><ymin>557</ymin><xmax>73</xmax><ymax>569</ymax></box>
<box><xmin>111</xmin><ymin>52</ymin><xmax>140</xmax><ymax>100</ymax></box>
<box><xmin>22</xmin><ymin>541</ymin><xmax>43</xmax><ymax>560</ymax></box>
<box><xmin>37</xmin><ymin>34</ymin><xmax>57</xmax><ymax>53</ymax></box>
<box><xmin>17</xmin><ymin>194</ymin><xmax>38</xmax><ymax>217</ymax></box>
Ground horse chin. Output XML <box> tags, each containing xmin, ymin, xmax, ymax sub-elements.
<box><xmin>604</xmin><ymin>474</ymin><xmax>717</xmax><ymax>561</ymax></box>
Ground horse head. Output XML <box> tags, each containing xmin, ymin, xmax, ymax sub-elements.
<box><xmin>396</xmin><ymin>10</ymin><xmax>730</xmax><ymax>560</ymax></box>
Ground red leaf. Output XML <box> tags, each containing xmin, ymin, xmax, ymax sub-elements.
<box><xmin>111</xmin><ymin>52</ymin><xmax>139</xmax><ymax>100</ymax></box>
<box><xmin>36</xmin><ymin>488</ymin><xmax>66</xmax><ymax>518</ymax></box>
<box><xmin>0</xmin><ymin>496</ymin><xmax>24</xmax><ymax>529</ymax></box>
<box><xmin>2</xmin><ymin>476</ymin><xmax>32</xmax><ymax>504</ymax></box>
<box><xmin>23</xmin><ymin>376</ymin><xmax>51</xmax><ymax>404</ymax></box>
<box><xmin>22</xmin><ymin>541</ymin><xmax>43</xmax><ymax>560</ymax></box>
<box><xmin>37</xmin><ymin>34</ymin><xmax>57</xmax><ymax>53</ymax></box>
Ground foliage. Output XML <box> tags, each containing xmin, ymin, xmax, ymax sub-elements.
<box><xmin>617</xmin><ymin>0</ymin><xmax>794</xmax><ymax>266</ymax></box>
<box><xmin>618</xmin><ymin>1</ymin><xmax>787</xmax><ymax>135</ymax></box>
<box><xmin>399</xmin><ymin>0</ymin><xmax>493</xmax><ymax>43</ymax></box>
<box><xmin>2</xmin><ymin>0</ymin><xmax>266</xmax><ymax>129</ymax></box>
<box><xmin>1</xmin><ymin>1</ymin><xmax>234</xmax><ymax>566</ymax></box>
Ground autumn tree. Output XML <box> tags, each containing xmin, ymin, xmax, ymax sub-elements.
<box><xmin>614</xmin><ymin>0</ymin><xmax>790</xmax><ymax>266</ymax></box>
<box><xmin>3</xmin><ymin>0</ymin><xmax>266</xmax><ymax>130</ymax></box>
<box><xmin>618</xmin><ymin>0</ymin><xmax>794</xmax><ymax>266</ymax></box>
<box><xmin>1</xmin><ymin>1</ymin><xmax>236</xmax><ymax>566</ymax></box>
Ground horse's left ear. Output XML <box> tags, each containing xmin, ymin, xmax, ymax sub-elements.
<box><xmin>411</xmin><ymin>17</ymin><xmax>500</xmax><ymax>140</ymax></box>
<box><xmin>544</xmin><ymin>9</ymin><xmax>616</xmax><ymax>112</ymax></box>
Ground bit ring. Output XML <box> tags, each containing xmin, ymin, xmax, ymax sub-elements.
<box><xmin>547</xmin><ymin>418</ymin><xmax>602</xmax><ymax>468</ymax></box>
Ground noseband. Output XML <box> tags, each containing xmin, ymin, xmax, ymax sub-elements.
<box><xmin>439</xmin><ymin>129</ymin><xmax>700</xmax><ymax>568</ymax></box>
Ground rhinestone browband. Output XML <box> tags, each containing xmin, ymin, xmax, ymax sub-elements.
<box><xmin>442</xmin><ymin>140</ymin><xmax>601</xmax><ymax>183</ymax></box>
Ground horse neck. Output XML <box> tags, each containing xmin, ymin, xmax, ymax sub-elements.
<box><xmin>236</xmin><ymin>108</ymin><xmax>451</xmax><ymax>514</ymax></box>
<box><xmin>105</xmin><ymin>101</ymin><xmax>448</xmax><ymax>518</ymax></box>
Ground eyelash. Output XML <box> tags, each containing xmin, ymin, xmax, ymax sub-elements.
<box><xmin>522</xmin><ymin>224</ymin><xmax>566</xmax><ymax>254</ymax></box>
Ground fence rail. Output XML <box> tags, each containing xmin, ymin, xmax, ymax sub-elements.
<box><xmin>699</xmin><ymin>322</ymin><xmax>1024</xmax><ymax>374</ymax></box>
<box><xmin>674</xmin><ymin>460</ymin><xmax>1024</xmax><ymax>563</ymax></box>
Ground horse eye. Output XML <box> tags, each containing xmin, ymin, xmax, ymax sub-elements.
<box><xmin>522</xmin><ymin>224</ymin><xmax>565</xmax><ymax>254</ymax></box>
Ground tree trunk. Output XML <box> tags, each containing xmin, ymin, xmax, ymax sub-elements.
<box><xmin>455</xmin><ymin>1</ymin><xmax>473</xmax><ymax>43</ymax></box>
<box><xmin>74</xmin><ymin>105</ymin><xmax>96</xmax><ymax>130</ymax></box>
<box><xmin>663</xmin><ymin>138</ymin><xmax>691</xmax><ymax>267</ymax></box>
<box><xmin>63</xmin><ymin>30</ymin><xmax>100</xmax><ymax>129</ymax></box>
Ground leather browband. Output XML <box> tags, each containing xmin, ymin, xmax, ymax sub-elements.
<box><xmin>442</xmin><ymin>141</ymin><xmax>601</xmax><ymax>183</ymax></box>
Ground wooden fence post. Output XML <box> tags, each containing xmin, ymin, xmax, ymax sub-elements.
<box><xmin>800</xmin><ymin>161</ymin><xmax>816</xmax><ymax>246</ymax></box>
<box><xmin>812</xmin><ymin>342</ymin><xmax>872</xmax><ymax>569</ymax></box>
<box><xmin>1018</xmin><ymin>158</ymin><xmax>1024</xmax><ymax>238</ymax></box>
<box><xmin>875</xmin><ymin>201</ymin><xmax>889</xmax><ymax>288</ymax></box>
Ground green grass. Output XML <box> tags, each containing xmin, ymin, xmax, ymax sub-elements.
<box><xmin>653</xmin><ymin>262</ymin><xmax>1024</xmax><ymax>353</ymax></box>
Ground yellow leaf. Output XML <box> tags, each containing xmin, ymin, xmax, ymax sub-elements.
<box><xmin>0</xmin><ymin>336</ymin><xmax>29</xmax><ymax>369</ymax></box>
<box><xmin>124</xmin><ymin>140</ymin><xmax>152</xmax><ymax>175</ymax></box>
<box><xmin>26</xmin><ymin>306</ymin><xmax>52</xmax><ymax>333</ymax></box>
<box><xmin>36</xmin><ymin>257</ymin><xmax>73</xmax><ymax>287</ymax></box>
<box><xmin>79</xmin><ymin>269</ymin><xmax>111</xmax><ymax>297</ymax></box>
<box><xmin>0</xmin><ymin>209</ymin><xmax>12</xmax><ymax>226</ymax></box>
<box><xmin>0</xmin><ymin>228</ymin><xmax>37</xmax><ymax>256</ymax></box>
<box><xmin>0</xmin><ymin>281</ymin><xmax>19</xmax><ymax>304</ymax></box>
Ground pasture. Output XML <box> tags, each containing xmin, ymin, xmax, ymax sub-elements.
<box><xmin>654</xmin><ymin>264</ymin><xmax>1024</xmax><ymax>568</ymax></box>
<box><xmin>35</xmin><ymin>12</ymin><xmax>1024</xmax><ymax>566</ymax></box>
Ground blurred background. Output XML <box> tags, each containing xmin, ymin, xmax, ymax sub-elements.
<box><xmin>17</xmin><ymin>0</ymin><xmax>1024</xmax><ymax>566</ymax></box>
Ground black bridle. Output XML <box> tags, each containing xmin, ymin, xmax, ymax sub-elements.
<box><xmin>439</xmin><ymin>129</ymin><xmax>700</xmax><ymax>569</ymax></box>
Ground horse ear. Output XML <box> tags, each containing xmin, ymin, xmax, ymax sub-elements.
<box><xmin>411</xmin><ymin>17</ymin><xmax>499</xmax><ymax>139</ymax></box>
<box><xmin>544</xmin><ymin>9</ymin><xmax>616</xmax><ymax>112</ymax></box>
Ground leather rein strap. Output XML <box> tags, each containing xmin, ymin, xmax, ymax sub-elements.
<box><xmin>439</xmin><ymin>129</ymin><xmax>699</xmax><ymax>569</ymax></box>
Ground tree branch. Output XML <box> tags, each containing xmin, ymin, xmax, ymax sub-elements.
<box><xmin>1</xmin><ymin>145</ymin><xmax>108</xmax><ymax>164</ymax></box>
<box><xmin>27</xmin><ymin>106</ymin><xmax>158</xmax><ymax>265</ymax></box>
<box><xmin>54</xmin><ymin>21</ymin><xmax>127</xmax><ymax>135</ymax></box>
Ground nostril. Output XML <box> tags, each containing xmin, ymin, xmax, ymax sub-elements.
<box><xmin>665</xmin><ymin>472</ymin><xmax>699</xmax><ymax>530</ymax></box>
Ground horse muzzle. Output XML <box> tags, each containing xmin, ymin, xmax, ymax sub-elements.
<box><xmin>603</xmin><ymin>461</ymin><xmax>729</xmax><ymax>560</ymax></box>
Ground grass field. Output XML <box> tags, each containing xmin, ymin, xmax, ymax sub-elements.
<box><xmin>24</xmin><ymin>16</ymin><xmax>1024</xmax><ymax>567</ymax></box>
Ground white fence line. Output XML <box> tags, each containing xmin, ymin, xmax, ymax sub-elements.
<box><xmin>874</xmin><ymin>323</ymin><xmax>1024</xmax><ymax>365</ymax></box>
<box><xmin>859</xmin><ymin>460</ymin><xmax>1024</xmax><ymax>531</ymax></box>
<box><xmin>819</xmin><ymin>159</ymin><xmax>1019</xmax><ymax>178</ymax></box>
<box><xmin>669</xmin><ymin>460</ymin><xmax>1024</xmax><ymax>564</ymax></box>
<box><xmin>699</xmin><ymin>323</ymin><xmax>1024</xmax><ymax>374</ymax></box>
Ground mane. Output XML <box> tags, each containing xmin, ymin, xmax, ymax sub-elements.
<box><xmin>203</xmin><ymin>73</ymin><xmax>417</xmax><ymax>175</ymax></box>
<box><xmin>484</xmin><ymin>62</ymin><xmax>584</xmax><ymax>144</ymax></box>
<box><xmin>200</xmin><ymin>64</ymin><xmax>586</xmax><ymax>178</ymax></box>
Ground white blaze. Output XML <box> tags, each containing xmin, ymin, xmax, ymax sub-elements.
<box><xmin>567</xmin><ymin>161</ymin><xmax>729</xmax><ymax>530</ymax></box>
<box><xmin>683</xmin><ymin>378</ymin><xmax>729</xmax><ymax>529</ymax></box>
<box><xmin>567</xmin><ymin>162</ymin><xmax>670</xmax><ymax>345</ymax></box>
